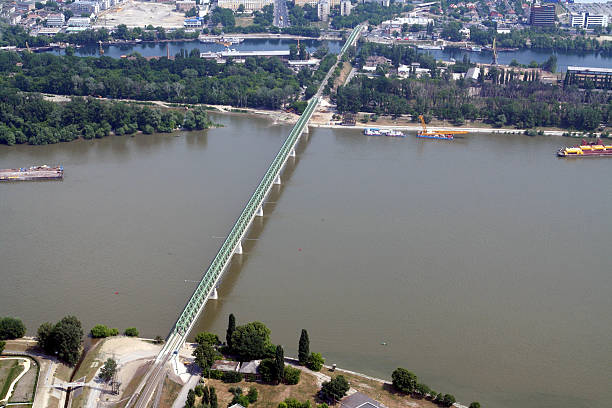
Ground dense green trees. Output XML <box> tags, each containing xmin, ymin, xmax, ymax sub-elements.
<box><xmin>201</xmin><ymin>386</ymin><xmax>218</xmax><ymax>408</ymax></box>
<box><xmin>99</xmin><ymin>358</ymin><xmax>117</xmax><ymax>382</ymax></box>
<box><xmin>193</xmin><ymin>331</ymin><xmax>220</xmax><ymax>372</ymax></box>
<box><xmin>0</xmin><ymin>87</ymin><xmax>215</xmax><ymax>146</ymax></box>
<box><xmin>275</xmin><ymin>345</ymin><xmax>285</xmax><ymax>383</ymax></box>
<box><xmin>0</xmin><ymin>317</ymin><xmax>26</xmax><ymax>340</ymax></box>
<box><xmin>231</xmin><ymin>321</ymin><xmax>272</xmax><ymax>361</ymax></box>
<box><xmin>124</xmin><ymin>327</ymin><xmax>139</xmax><ymax>337</ymax></box>
<box><xmin>0</xmin><ymin>340</ymin><xmax>5</xmax><ymax>354</ymax></box>
<box><xmin>332</xmin><ymin>3</ymin><xmax>409</xmax><ymax>29</ymax></box>
<box><xmin>37</xmin><ymin>316</ymin><xmax>83</xmax><ymax>365</ymax></box>
<box><xmin>298</xmin><ymin>329</ymin><xmax>309</xmax><ymax>365</ymax></box>
<box><xmin>469</xmin><ymin>402</ymin><xmax>481</xmax><ymax>408</ymax></box>
<box><xmin>319</xmin><ymin>375</ymin><xmax>349</xmax><ymax>403</ymax></box>
<box><xmin>0</xmin><ymin>51</ymin><xmax>305</xmax><ymax>110</ymax></box>
<box><xmin>283</xmin><ymin>365</ymin><xmax>301</xmax><ymax>385</ymax></box>
<box><xmin>90</xmin><ymin>325</ymin><xmax>119</xmax><ymax>338</ymax></box>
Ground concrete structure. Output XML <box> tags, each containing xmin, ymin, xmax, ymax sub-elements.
<box><xmin>200</xmin><ymin>49</ymin><xmax>290</xmax><ymax>58</ymax></box>
<box><xmin>184</xmin><ymin>18</ymin><xmax>202</xmax><ymax>27</ymax></box>
<box><xmin>529</xmin><ymin>4</ymin><xmax>555</xmax><ymax>26</ymax></box>
<box><xmin>217</xmin><ymin>0</ymin><xmax>273</xmax><ymax>11</ymax></box>
<box><xmin>381</xmin><ymin>16</ymin><xmax>433</xmax><ymax>33</ymax></box>
<box><xmin>70</xmin><ymin>0</ymin><xmax>100</xmax><ymax>16</ymax></box>
<box><xmin>35</xmin><ymin>27</ymin><xmax>62</xmax><ymax>35</ymax></box>
<box><xmin>67</xmin><ymin>16</ymin><xmax>92</xmax><ymax>27</ymax></box>
<box><xmin>570</xmin><ymin>12</ymin><xmax>609</xmax><ymax>28</ymax></box>
<box><xmin>566</xmin><ymin>66</ymin><xmax>612</xmax><ymax>87</ymax></box>
<box><xmin>340</xmin><ymin>0</ymin><xmax>352</xmax><ymax>16</ymax></box>
<box><xmin>318</xmin><ymin>0</ymin><xmax>330</xmax><ymax>21</ymax></box>
<box><xmin>211</xmin><ymin>360</ymin><xmax>240</xmax><ymax>372</ymax></box>
<box><xmin>46</xmin><ymin>13</ymin><xmax>65</xmax><ymax>27</ymax></box>
<box><xmin>295</xmin><ymin>0</ymin><xmax>340</xmax><ymax>6</ymax></box>
<box><xmin>363</xmin><ymin>0</ymin><xmax>390</xmax><ymax>6</ymax></box>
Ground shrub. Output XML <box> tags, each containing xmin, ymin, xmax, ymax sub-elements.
<box><xmin>247</xmin><ymin>387</ymin><xmax>258</xmax><ymax>403</ymax></box>
<box><xmin>124</xmin><ymin>327</ymin><xmax>139</xmax><ymax>337</ymax></box>
<box><xmin>0</xmin><ymin>317</ymin><xmax>26</xmax><ymax>340</ymax></box>
<box><xmin>90</xmin><ymin>324</ymin><xmax>110</xmax><ymax>338</ymax></box>
<box><xmin>283</xmin><ymin>365</ymin><xmax>301</xmax><ymax>385</ymax></box>
<box><xmin>306</xmin><ymin>352</ymin><xmax>324</xmax><ymax>371</ymax></box>
<box><xmin>209</xmin><ymin>370</ymin><xmax>223</xmax><ymax>380</ymax></box>
<box><xmin>222</xmin><ymin>371</ymin><xmax>243</xmax><ymax>383</ymax></box>
<box><xmin>441</xmin><ymin>394</ymin><xmax>456</xmax><ymax>407</ymax></box>
<box><xmin>469</xmin><ymin>403</ymin><xmax>481</xmax><ymax>408</ymax></box>
<box><xmin>259</xmin><ymin>358</ymin><xmax>277</xmax><ymax>383</ymax></box>
<box><xmin>195</xmin><ymin>332</ymin><xmax>220</xmax><ymax>346</ymax></box>
<box><xmin>109</xmin><ymin>328</ymin><xmax>119</xmax><ymax>336</ymax></box>
<box><xmin>154</xmin><ymin>335</ymin><xmax>164</xmax><ymax>344</ymax></box>
<box><xmin>194</xmin><ymin>384</ymin><xmax>204</xmax><ymax>397</ymax></box>
<box><xmin>231</xmin><ymin>394</ymin><xmax>250</xmax><ymax>407</ymax></box>
<box><xmin>0</xmin><ymin>340</ymin><xmax>5</xmax><ymax>354</ymax></box>
<box><xmin>229</xmin><ymin>386</ymin><xmax>242</xmax><ymax>396</ymax></box>
<box><xmin>320</xmin><ymin>375</ymin><xmax>349</xmax><ymax>403</ymax></box>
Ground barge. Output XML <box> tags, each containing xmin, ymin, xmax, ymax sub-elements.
<box><xmin>0</xmin><ymin>165</ymin><xmax>64</xmax><ymax>181</ymax></box>
<box><xmin>364</xmin><ymin>128</ymin><xmax>405</xmax><ymax>137</ymax></box>
<box><xmin>557</xmin><ymin>140</ymin><xmax>612</xmax><ymax>157</ymax></box>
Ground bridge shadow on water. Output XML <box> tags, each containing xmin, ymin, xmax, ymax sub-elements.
<box><xmin>186</xmin><ymin>129</ymin><xmax>313</xmax><ymax>340</ymax></box>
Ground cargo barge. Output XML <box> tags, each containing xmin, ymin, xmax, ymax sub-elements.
<box><xmin>364</xmin><ymin>128</ymin><xmax>405</xmax><ymax>137</ymax></box>
<box><xmin>0</xmin><ymin>165</ymin><xmax>64</xmax><ymax>181</ymax></box>
<box><xmin>557</xmin><ymin>140</ymin><xmax>612</xmax><ymax>157</ymax></box>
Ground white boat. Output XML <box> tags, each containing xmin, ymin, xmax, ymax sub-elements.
<box><xmin>417</xmin><ymin>44</ymin><xmax>443</xmax><ymax>50</ymax></box>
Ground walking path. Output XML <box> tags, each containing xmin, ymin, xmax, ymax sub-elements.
<box><xmin>0</xmin><ymin>357</ymin><xmax>31</xmax><ymax>404</ymax></box>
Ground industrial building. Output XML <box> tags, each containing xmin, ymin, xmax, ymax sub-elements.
<box><xmin>566</xmin><ymin>66</ymin><xmax>612</xmax><ymax>88</ymax></box>
<box><xmin>46</xmin><ymin>13</ymin><xmax>65</xmax><ymax>27</ymax></box>
<box><xmin>570</xmin><ymin>12</ymin><xmax>609</xmax><ymax>28</ymax></box>
<box><xmin>217</xmin><ymin>0</ymin><xmax>274</xmax><ymax>11</ymax></box>
<box><xmin>317</xmin><ymin>0</ymin><xmax>330</xmax><ymax>22</ymax></box>
<box><xmin>340</xmin><ymin>0</ymin><xmax>352</xmax><ymax>16</ymax></box>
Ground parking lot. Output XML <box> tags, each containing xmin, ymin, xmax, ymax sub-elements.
<box><xmin>94</xmin><ymin>1</ymin><xmax>186</xmax><ymax>29</ymax></box>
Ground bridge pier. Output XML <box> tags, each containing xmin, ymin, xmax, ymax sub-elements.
<box><xmin>290</xmin><ymin>147</ymin><xmax>296</xmax><ymax>157</ymax></box>
<box><xmin>235</xmin><ymin>241</ymin><xmax>243</xmax><ymax>255</ymax></box>
<box><xmin>303</xmin><ymin>125</ymin><xmax>309</xmax><ymax>134</ymax></box>
<box><xmin>274</xmin><ymin>174</ymin><xmax>281</xmax><ymax>185</ymax></box>
<box><xmin>256</xmin><ymin>206</ymin><xmax>264</xmax><ymax>217</ymax></box>
<box><xmin>209</xmin><ymin>287</ymin><xmax>218</xmax><ymax>299</ymax></box>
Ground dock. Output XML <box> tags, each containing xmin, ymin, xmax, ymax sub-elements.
<box><xmin>0</xmin><ymin>165</ymin><xmax>64</xmax><ymax>181</ymax></box>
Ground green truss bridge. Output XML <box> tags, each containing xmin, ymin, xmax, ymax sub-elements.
<box><xmin>126</xmin><ymin>24</ymin><xmax>364</xmax><ymax>408</ymax></box>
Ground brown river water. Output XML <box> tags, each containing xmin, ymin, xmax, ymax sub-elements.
<box><xmin>1</xmin><ymin>113</ymin><xmax>610</xmax><ymax>408</ymax></box>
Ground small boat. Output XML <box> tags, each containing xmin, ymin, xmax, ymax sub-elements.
<box><xmin>417</xmin><ymin>44</ymin><xmax>443</xmax><ymax>50</ymax></box>
<box><xmin>381</xmin><ymin>129</ymin><xmax>405</xmax><ymax>137</ymax></box>
<box><xmin>364</xmin><ymin>128</ymin><xmax>382</xmax><ymax>136</ymax></box>
<box><xmin>470</xmin><ymin>46</ymin><xmax>482</xmax><ymax>52</ymax></box>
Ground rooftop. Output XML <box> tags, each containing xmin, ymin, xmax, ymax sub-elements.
<box><xmin>567</xmin><ymin>66</ymin><xmax>612</xmax><ymax>74</ymax></box>
<box><xmin>211</xmin><ymin>360</ymin><xmax>240</xmax><ymax>372</ymax></box>
<box><xmin>341</xmin><ymin>392</ymin><xmax>387</xmax><ymax>408</ymax></box>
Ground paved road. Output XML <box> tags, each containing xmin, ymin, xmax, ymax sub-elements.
<box><xmin>273</xmin><ymin>0</ymin><xmax>290</xmax><ymax>28</ymax></box>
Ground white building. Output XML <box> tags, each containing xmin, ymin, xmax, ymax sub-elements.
<box><xmin>67</xmin><ymin>16</ymin><xmax>92</xmax><ymax>27</ymax></box>
<box><xmin>363</xmin><ymin>0</ymin><xmax>390</xmax><ymax>6</ymax></box>
<box><xmin>217</xmin><ymin>0</ymin><xmax>273</xmax><ymax>11</ymax></box>
<box><xmin>295</xmin><ymin>0</ymin><xmax>340</xmax><ymax>7</ymax></box>
<box><xmin>571</xmin><ymin>12</ymin><xmax>609</xmax><ymax>28</ymax></box>
<box><xmin>381</xmin><ymin>16</ymin><xmax>434</xmax><ymax>33</ymax></box>
<box><xmin>465</xmin><ymin>66</ymin><xmax>480</xmax><ymax>81</ymax></box>
<box><xmin>46</xmin><ymin>13</ymin><xmax>65</xmax><ymax>27</ymax></box>
<box><xmin>340</xmin><ymin>0</ymin><xmax>352</xmax><ymax>16</ymax></box>
<box><xmin>317</xmin><ymin>0</ymin><xmax>330</xmax><ymax>21</ymax></box>
<box><xmin>70</xmin><ymin>1</ymin><xmax>100</xmax><ymax>16</ymax></box>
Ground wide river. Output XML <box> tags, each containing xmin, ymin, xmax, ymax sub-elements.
<box><xmin>1</xmin><ymin>114</ymin><xmax>610</xmax><ymax>408</ymax></box>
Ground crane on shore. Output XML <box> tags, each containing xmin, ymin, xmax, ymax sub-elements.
<box><xmin>492</xmin><ymin>37</ymin><xmax>498</xmax><ymax>66</ymax></box>
<box><xmin>417</xmin><ymin>115</ymin><xmax>468</xmax><ymax>140</ymax></box>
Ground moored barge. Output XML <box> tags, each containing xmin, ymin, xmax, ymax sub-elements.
<box><xmin>0</xmin><ymin>165</ymin><xmax>64</xmax><ymax>181</ymax></box>
<box><xmin>557</xmin><ymin>140</ymin><xmax>612</xmax><ymax>157</ymax></box>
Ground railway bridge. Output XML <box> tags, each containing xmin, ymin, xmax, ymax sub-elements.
<box><xmin>126</xmin><ymin>24</ymin><xmax>364</xmax><ymax>408</ymax></box>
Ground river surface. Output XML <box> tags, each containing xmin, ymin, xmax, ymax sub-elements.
<box><xmin>1</xmin><ymin>115</ymin><xmax>611</xmax><ymax>408</ymax></box>
<box><xmin>50</xmin><ymin>38</ymin><xmax>611</xmax><ymax>71</ymax></box>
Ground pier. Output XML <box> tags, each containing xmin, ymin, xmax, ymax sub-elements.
<box><xmin>0</xmin><ymin>166</ymin><xmax>63</xmax><ymax>181</ymax></box>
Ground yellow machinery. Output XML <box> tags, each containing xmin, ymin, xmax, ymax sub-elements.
<box><xmin>417</xmin><ymin>115</ymin><xmax>468</xmax><ymax>137</ymax></box>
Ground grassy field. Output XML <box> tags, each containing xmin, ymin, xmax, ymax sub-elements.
<box><xmin>8</xmin><ymin>357</ymin><xmax>38</xmax><ymax>403</ymax></box>
<box><xmin>0</xmin><ymin>359</ymin><xmax>25</xmax><ymax>401</ymax></box>
<box><xmin>116</xmin><ymin>362</ymin><xmax>151</xmax><ymax>408</ymax></box>
<box><xmin>159</xmin><ymin>376</ymin><xmax>183</xmax><ymax>408</ymax></box>
<box><xmin>235</xmin><ymin>17</ymin><xmax>254</xmax><ymax>27</ymax></box>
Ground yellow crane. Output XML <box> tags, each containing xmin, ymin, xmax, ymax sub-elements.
<box><xmin>417</xmin><ymin>115</ymin><xmax>468</xmax><ymax>140</ymax></box>
<box><xmin>492</xmin><ymin>37</ymin><xmax>498</xmax><ymax>65</ymax></box>
<box><xmin>25</xmin><ymin>41</ymin><xmax>31</xmax><ymax>53</ymax></box>
<box><xmin>99</xmin><ymin>40</ymin><xmax>104</xmax><ymax>55</ymax></box>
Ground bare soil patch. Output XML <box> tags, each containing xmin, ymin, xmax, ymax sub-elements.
<box><xmin>159</xmin><ymin>376</ymin><xmax>182</xmax><ymax>408</ymax></box>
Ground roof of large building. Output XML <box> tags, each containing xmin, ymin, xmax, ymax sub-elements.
<box><xmin>211</xmin><ymin>360</ymin><xmax>240</xmax><ymax>372</ymax></box>
<box><xmin>340</xmin><ymin>393</ymin><xmax>387</xmax><ymax>408</ymax></box>
<box><xmin>567</xmin><ymin>66</ymin><xmax>612</xmax><ymax>74</ymax></box>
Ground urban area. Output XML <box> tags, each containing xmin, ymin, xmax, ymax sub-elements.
<box><xmin>1</xmin><ymin>0</ymin><xmax>611</xmax><ymax>407</ymax></box>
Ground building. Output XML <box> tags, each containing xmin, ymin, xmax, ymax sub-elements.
<box><xmin>317</xmin><ymin>0</ymin><xmax>330</xmax><ymax>21</ymax></box>
<box><xmin>68</xmin><ymin>16</ymin><xmax>92</xmax><ymax>26</ymax></box>
<box><xmin>176</xmin><ymin>0</ymin><xmax>196</xmax><ymax>11</ymax></box>
<box><xmin>340</xmin><ymin>0</ymin><xmax>352</xmax><ymax>16</ymax></box>
<box><xmin>70</xmin><ymin>1</ymin><xmax>100</xmax><ymax>16</ymax></box>
<box><xmin>465</xmin><ymin>66</ymin><xmax>480</xmax><ymax>81</ymax></box>
<box><xmin>529</xmin><ymin>4</ymin><xmax>555</xmax><ymax>27</ymax></box>
<box><xmin>217</xmin><ymin>0</ymin><xmax>273</xmax><ymax>11</ymax></box>
<box><xmin>237</xmin><ymin>360</ymin><xmax>261</xmax><ymax>381</ymax></box>
<box><xmin>570</xmin><ymin>12</ymin><xmax>609</xmax><ymax>28</ymax></box>
<box><xmin>184</xmin><ymin>18</ymin><xmax>202</xmax><ymax>27</ymax></box>
<box><xmin>341</xmin><ymin>393</ymin><xmax>387</xmax><ymax>408</ymax></box>
<box><xmin>294</xmin><ymin>0</ymin><xmax>340</xmax><ymax>7</ymax></box>
<box><xmin>381</xmin><ymin>16</ymin><xmax>434</xmax><ymax>34</ymax></box>
<box><xmin>46</xmin><ymin>13</ymin><xmax>65</xmax><ymax>27</ymax></box>
<box><xmin>363</xmin><ymin>0</ymin><xmax>390</xmax><ymax>6</ymax></box>
<box><xmin>566</xmin><ymin>66</ymin><xmax>612</xmax><ymax>88</ymax></box>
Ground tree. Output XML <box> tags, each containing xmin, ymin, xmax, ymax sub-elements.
<box><xmin>0</xmin><ymin>340</ymin><xmax>5</xmax><ymax>354</ymax></box>
<box><xmin>231</xmin><ymin>321</ymin><xmax>271</xmax><ymax>361</ymax></box>
<box><xmin>275</xmin><ymin>345</ymin><xmax>285</xmax><ymax>383</ymax></box>
<box><xmin>283</xmin><ymin>365</ymin><xmax>301</xmax><ymax>385</ymax></box>
<box><xmin>247</xmin><ymin>387</ymin><xmax>258</xmax><ymax>403</ymax></box>
<box><xmin>0</xmin><ymin>317</ymin><xmax>26</xmax><ymax>340</ymax></box>
<box><xmin>392</xmin><ymin>368</ymin><xmax>418</xmax><ymax>394</ymax></box>
<box><xmin>202</xmin><ymin>386</ymin><xmax>218</xmax><ymax>408</ymax></box>
<box><xmin>226</xmin><ymin>313</ymin><xmax>236</xmax><ymax>349</ymax></box>
<box><xmin>469</xmin><ymin>403</ymin><xmax>481</xmax><ymax>408</ymax></box>
<box><xmin>306</xmin><ymin>352</ymin><xmax>324</xmax><ymax>371</ymax></box>
<box><xmin>38</xmin><ymin>316</ymin><xmax>83</xmax><ymax>365</ymax></box>
<box><xmin>441</xmin><ymin>394</ymin><xmax>456</xmax><ymax>407</ymax></box>
<box><xmin>124</xmin><ymin>327</ymin><xmax>138</xmax><ymax>337</ymax></box>
<box><xmin>258</xmin><ymin>358</ymin><xmax>277</xmax><ymax>383</ymax></box>
<box><xmin>194</xmin><ymin>332</ymin><xmax>220</xmax><ymax>346</ymax></box>
<box><xmin>320</xmin><ymin>375</ymin><xmax>349</xmax><ymax>403</ymax></box>
<box><xmin>186</xmin><ymin>389</ymin><xmax>196</xmax><ymax>408</ymax></box>
<box><xmin>193</xmin><ymin>339</ymin><xmax>219</xmax><ymax>372</ymax></box>
<box><xmin>298</xmin><ymin>329</ymin><xmax>309</xmax><ymax>365</ymax></box>
<box><xmin>99</xmin><ymin>358</ymin><xmax>117</xmax><ymax>382</ymax></box>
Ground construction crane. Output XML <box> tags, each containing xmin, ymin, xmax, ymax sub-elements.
<box><xmin>417</xmin><ymin>115</ymin><xmax>468</xmax><ymax>140</ymax></box>
<box><xmin>99</xmin><ymin>40</ymin><xmax>104</xmax><ymax>55</ymax></box>
<box><xmin>492</xmin><ymin>37</ymin><xmax>498</xmax><ymax>66</ymax></box>
<box><xmin>25</xmin><ymin>41</ymin><xmax>31</xmax><ymax>53</ymax></box>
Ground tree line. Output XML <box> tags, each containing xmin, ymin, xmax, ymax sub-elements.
<box><xmin>0</xmin><ymin>87</ymin><xmax>214</xmax><ymax>145</ymax></box>
<box><xmin>0</xmin><ymin>50</ymin><xmax>308</xmax><ymax>110</ymax></box>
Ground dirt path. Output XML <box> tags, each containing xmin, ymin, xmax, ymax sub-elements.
<box><xmin>0</xmin><ymin>357</ymin><xmax>30</xmax><ymax>404</ymax></box>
